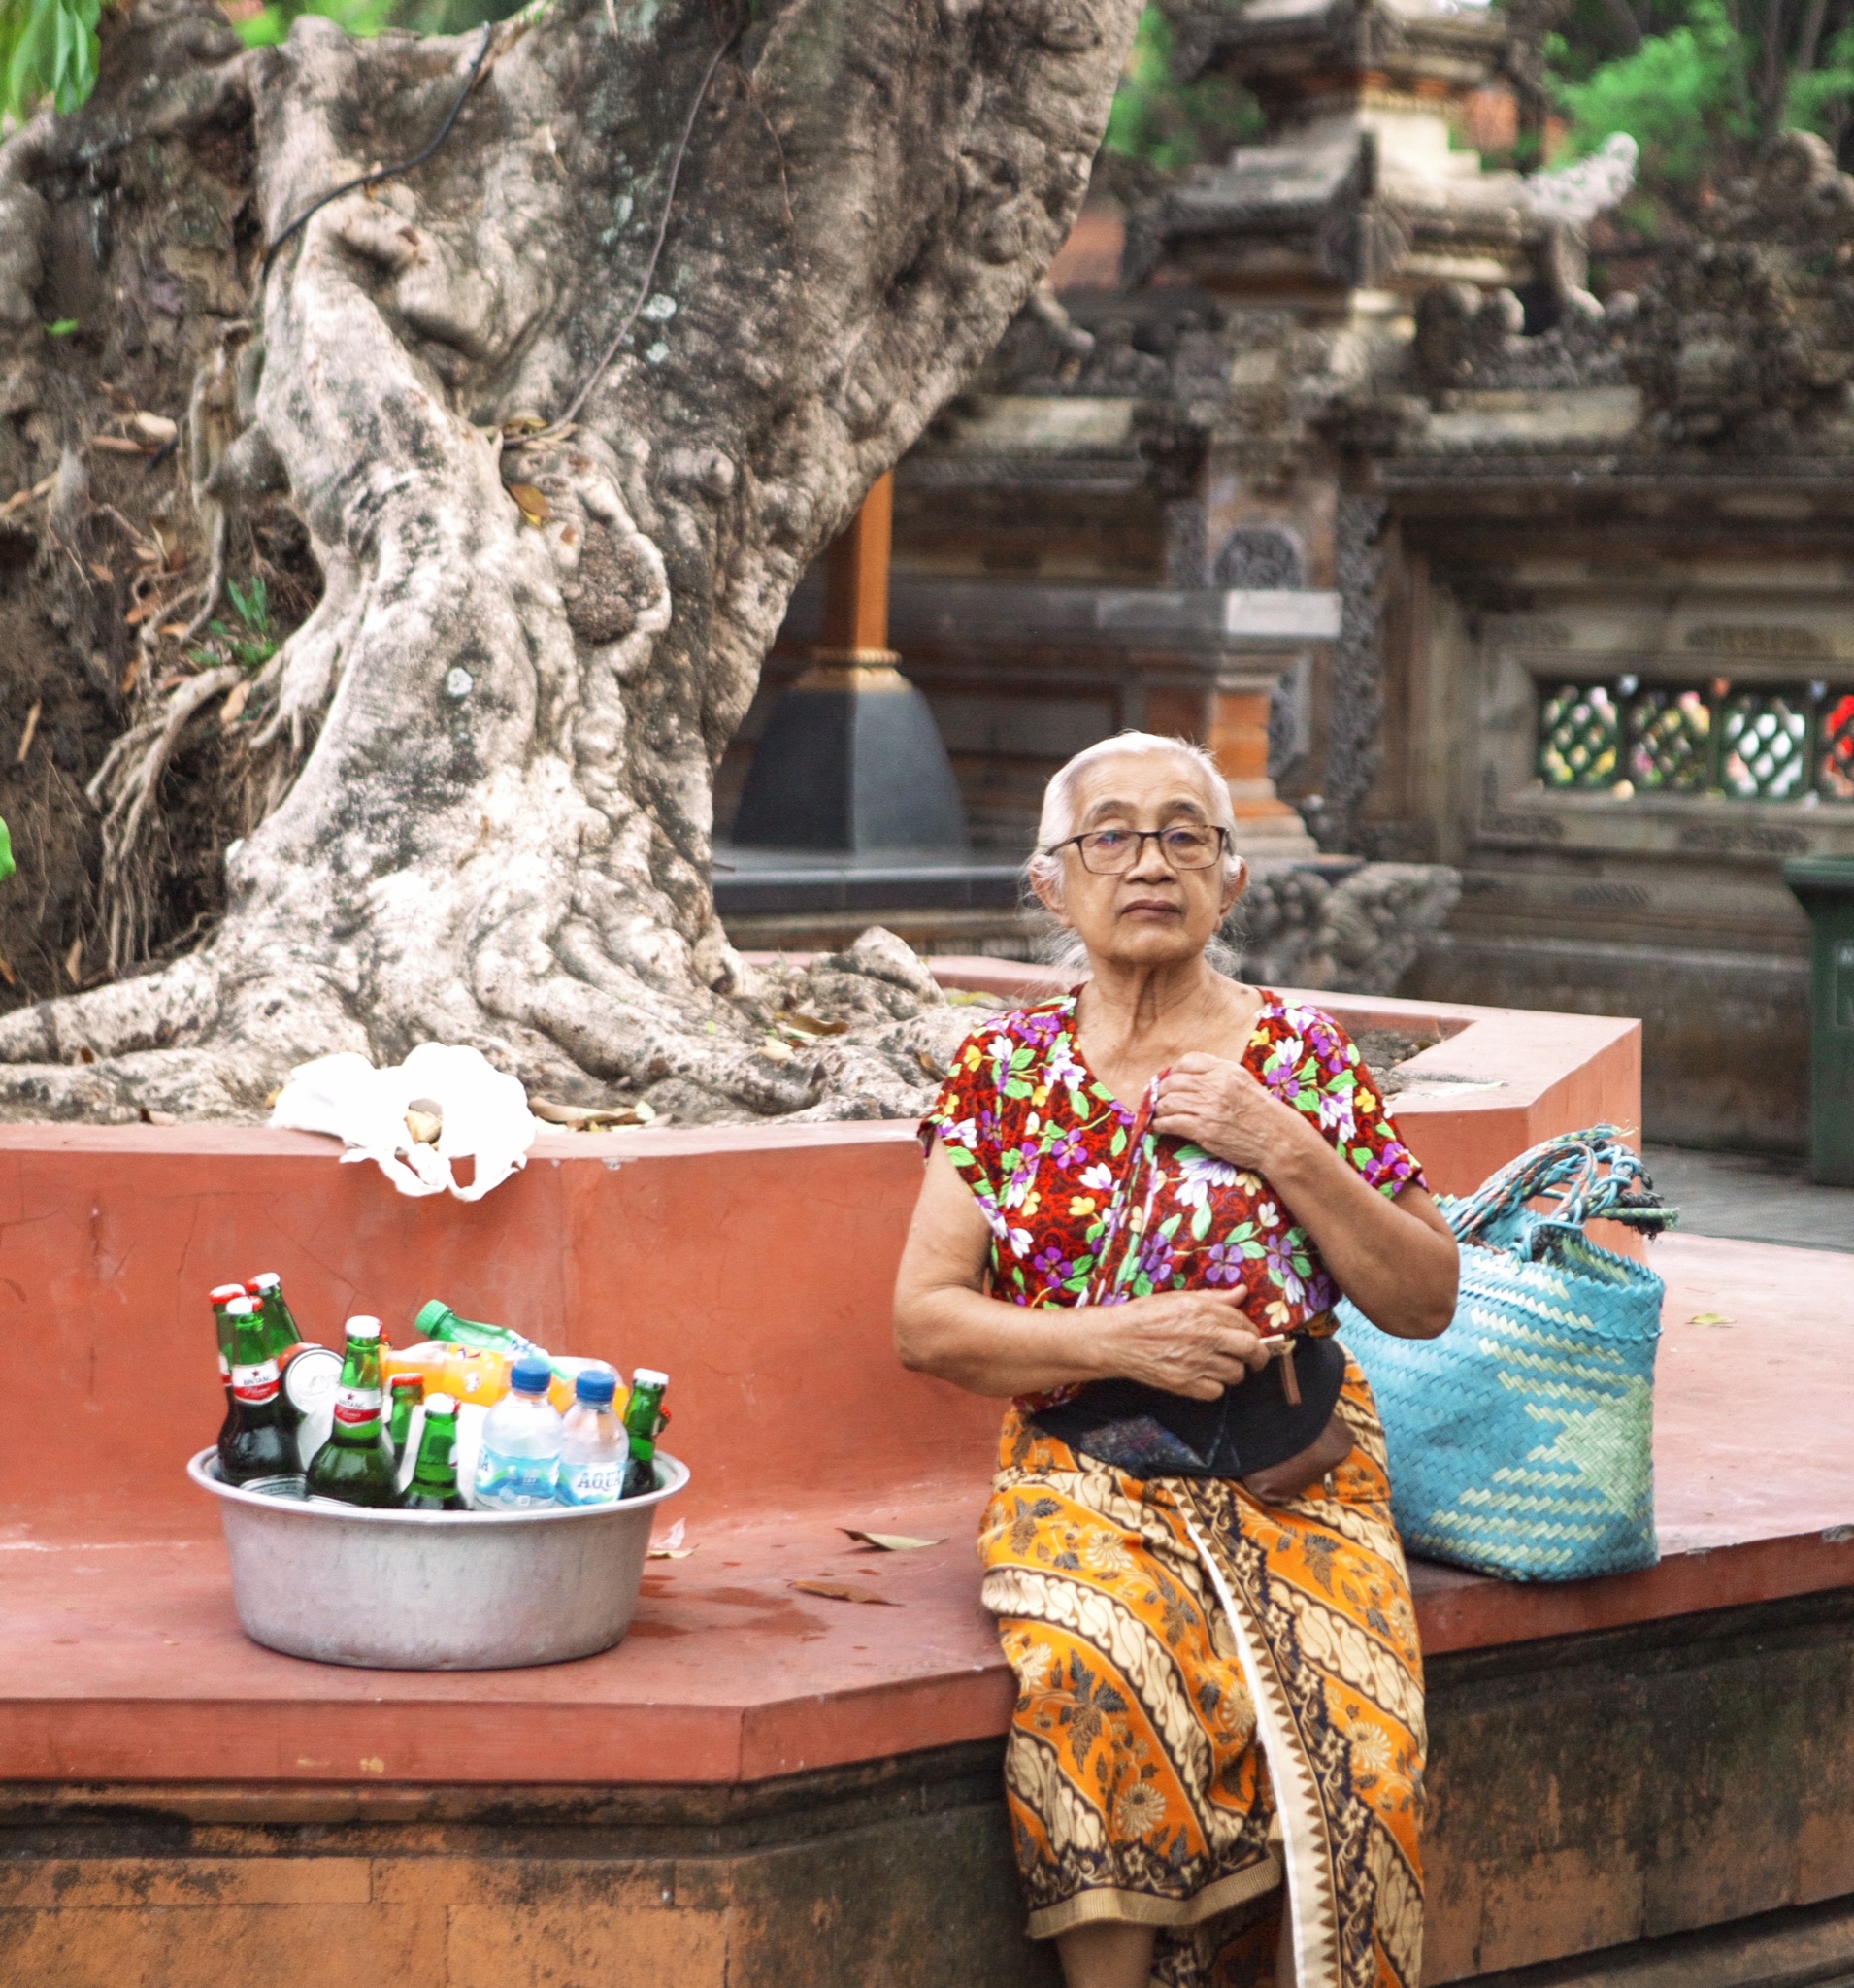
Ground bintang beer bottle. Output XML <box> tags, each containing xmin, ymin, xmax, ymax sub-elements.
<box><xmin>209</xmin><ymin>1282</ymin><xmax>250</xmax><ymax>1450</ymax></box>
<box><xmin>386</xmin><ymin>1373</ymin><xmax>423</xmax><ymax>1468</ymax></box>
<box><xmin>247</xmin><ymin>1273</ymin><xmax>302</xmax><ymax>1361</ymax></box>
<box><xmin>399</xmin><ymin>1392</ymin><xmax>468</xmax><ymax>1511</ymax></box>
<box><xmin>306</xmin><ymin>1317</ymin><xmax>400</xmax><ymax>1508</ymax></box>
<box><xmin>620</xmin><ymin>1369</ymin><xmax>669</xmax><ymax>1499</ymax></box>
<box><xmin>217</xmin><ymin>1297</ymin><xmax>305</xmax><ymax>1493</ymax></box>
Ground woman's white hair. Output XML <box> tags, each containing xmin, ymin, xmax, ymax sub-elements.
<box><xmin>1023</xmin><ymin>731</ymin><xmax>1246</xmax><ymax>976</ymax></box>
<box><xmin>1026</xmin><ymin>731</ymin><xmax>1244</xmax><ymax>898</ymax></box>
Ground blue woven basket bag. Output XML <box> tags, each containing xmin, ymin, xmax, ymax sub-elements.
<box><xmin>1336</xmin><ymin>1127</ymin><xmax>1676</xmax><ymax>1581</ymax></box>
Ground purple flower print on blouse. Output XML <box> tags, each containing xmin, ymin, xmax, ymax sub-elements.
<box><xmin>1262</xmin><ymin>1228</ymin><xmax>1308</xmax><ymax>1302</ymax></box>
<box><xmin>1203</xmin><ymin>1242</ymin><xmax>1249</xmax><ymax>1287</ymax></box>
<box><xmin>1032</xmin><ymin>1242</ymin><xmax>1068</xmax><ymax>1280</ymax></box>
<box><xmin>1048</xmin><ymin>1129</ymin><xmax>1090</xmax><ymax>1171</ymax></box>
<box><xmin>1137</xmin><ymin>1228</ymin><xmax>1175</xmax><ymax>1285</ymax></box>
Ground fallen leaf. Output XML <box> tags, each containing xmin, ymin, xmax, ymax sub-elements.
<box><xmin>89</xmin><ymin>434</ymin><xmax>150</xmax><ymax>456</ymax></box>
<box><xmin>1688</xmin><ymin>1311</ymin><xmax>1736</xmax><ymax>1328</ymax></box>
<box><xmin>218</xmin><ymin>679</ymin><xmax>252</xmax><ymax>729</ymax></box>
<box><xmin>128</xmin><ymin>412</ymin><xmax>178</xmax><ymax>447</ymax></box>
<box><xmin>502</xmin><ymin>414</ymin><xmax>548</xmax><ymax>434</ymax></box>
<box><xmin>758</xmin><ymin>1036</ymin><xmax>796</xmax><ymax>1064</ymax></box>
<box><xmin>916</xmin><ymin>1050</ymin><xmax>944</xmax><ymax>1078</ymax></box>
<box><xmin>63</xmin><ymin>939</ymin><xmax>83</xmax><ymax>985</ymax></box>
<box><xmin>840</xmin><ymin>1529</ymin><xmax>945</xmax><ymax>1552</ymax></box>
<box><xmin>647</xmin><ymin>1518</ymin><xmax>693</xmax><ymax>1560</ymax></box>
<box><xmin>15</xmin><ymin>701</ymin><xmax>40</xmax><ymax>764</ymax></box>
<box><xmin>790</xmin><ymin>1580</ymin><xmax>900</xmax><ymax>1607</ymax></box>
<box><xmin>164</xmin><ymin>540</ymin><xmax>188</xmax><ymax>574</ymax></box>
<box><xmin>123</xmin><ymin>599</ymin><xmax>157</xmax><ymax>627</ymax></box>
<box><xmin>0</xmin><ymin>956</ymin><xmax>15</xmax><ymax>987</ymax></box>
<box><xmin>506</xmin><ymin>481</ymin><xmax>550</xmax><ymax>524</ymax></box>
<box><xmin>157</xmin><ymin>623</ymin><xmax>189</xmax><ymax>640</ymax></box>
<box><xmin>73</xmin><ymin>1046</ymin><xmax>95</xmax><ymax>1064</ymax></box>
<box><xmin>0</xmin><ymin>474</ymin><xmax>54</xmax><ymax>519</ymax></box>
<box><xmin>776</xmin><ymin>1010</ymin><xmax>849</xmax><ymax>1039</ymax></box>
<box><xmin>530</xmin><ymin>1096</ymin><xmax>656</xmax><ymax>1129</ymax></box>
<box><xmin>119</xmin><ymin>656</ymin><xmax>141</xmax><ymax>696</ymax></box>
<box><xmin>86</xmin><ymin>560</ymin><xmax>114</xmax><ymax>584</ymax></box>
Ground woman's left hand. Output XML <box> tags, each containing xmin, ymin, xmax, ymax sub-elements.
<box><xmin>1151</xmin><ymin>1052</ymin><xmax>1308</xmax><ymax>1171</ymax></box>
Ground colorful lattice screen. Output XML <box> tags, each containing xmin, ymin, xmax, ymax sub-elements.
<box><xmin>1536</xmin><ymin>679</ymin><xmax>1854</xmax><ymax>802</ymax></box>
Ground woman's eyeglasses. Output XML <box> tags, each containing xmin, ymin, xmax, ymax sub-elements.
<box><xmin>1044</xmin><ymin>825</ymin><xmax>1229</xmax><ymax>875</ymax></box>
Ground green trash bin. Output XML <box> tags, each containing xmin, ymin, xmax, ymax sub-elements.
<box><xmin>1783</xmin><ymin>855</ymin><xmax>1854</xmax><ymax>1186</ymax></box>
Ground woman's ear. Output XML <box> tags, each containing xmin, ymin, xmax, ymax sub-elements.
<box><xmin>1220</xmin><ymin>853</ymin><xmax>1248</xmax><ymax>920</ymax></box>
<box><xmin>1030</xmin><ymin>861</ymin><xmax>1068</xmax><ymax>924</ymax></box>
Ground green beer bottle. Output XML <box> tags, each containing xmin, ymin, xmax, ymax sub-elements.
<box><xmin>247</xmin><ymin>1272</ymin><xmax>302</xmax><ymax>1362</ymax></box>
<box><xmin>217</xmin><ymin>1298</ymin><xmax>305</xmax><ymax>1492</ymax></box>
<box><xmin>399</xmin><ymin>1392</ymin><xmax>468</xmax><ymax>1511</ymax></box>
<box><xmin>306</xmin><ymin>1317</ymin><xmax>400</xmax><ymax>1508</ymax></box>
<box><xmin>210</xmin><ymin>1281</ymin><xmax>248</xmax><ymax>1449</ymax></box>
<box><xmin>620</xmin><ymin>1368</ymin><xmax>668</xmax><ymax>1499</ymax></box>
<box><xmin>414</xmin><ymin>1298</ymin><xmax>539</xmax><ymax>1358</ymax></box>
<box><xmin>386</xmin><ymin>1372</ymin><xmax>423</xmax><ymax>1468</ymax></box>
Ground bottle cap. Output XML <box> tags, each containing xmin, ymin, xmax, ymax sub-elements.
<box><xmin>248</xmin><ymin>1272</ymin><xmax>281</xmax><ymax>1294</ymax></box>
<box><xmin>632</xmin><ymin>1367</ymin><xmax>669</xmax><ymax>1389</ymax></box>
<box><xmin>388</xmin><ymin>1373</ymin><xmax>423</xmax><ymax>1394</ymax></box>
<box><xmin>424</xmin><ymin>1392</ymin><xmax>458</xmax><ymax>1417</ymax></box>
<box><xmin>575</xmin><ymin>1366</ymin><xmax>618</xmax><ymax>1406</ymax></box>
<box><xmin>225</xmin><ymin>1296</ymin><xmax>256</xmax><ymax>1317</ymax></box>
<box><xmin>209</xmin><ymin>1283</ymin><xmax>247</xmax><ymax>1305</ymax></box>
<box><xmin>510</xmin><ymin>1353</ymin><xmax>553</xmax><ymax>1395</ymax></box>
<box><xmin>345</xmin><ymin>1316</ymin><xmax>382</xmax><ymax>1341</ymax></box>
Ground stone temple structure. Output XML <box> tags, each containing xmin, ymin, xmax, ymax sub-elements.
<box><xmin>720</xmin><ymin>0</ymin><xmax>1854</xmax><ymax>1149</ymax></box>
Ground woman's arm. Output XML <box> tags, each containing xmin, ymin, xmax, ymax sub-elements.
<box><xmin>1152</xmin><ymin>1054</ymin><xmax>1458</xmax><ymax>1340</ymax></box>
<box><xmin>894</xmin><ymin>1143</ymin><xmax>1272</xmax><ymax>1399</ymax></box>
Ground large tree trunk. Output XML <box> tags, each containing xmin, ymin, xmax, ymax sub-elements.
<box><xmin>0</xmin><ymin>0</ymin><xmax>1137</xmax><ymax>1121</ymax></box>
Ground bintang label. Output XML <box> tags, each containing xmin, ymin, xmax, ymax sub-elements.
<box><xmin>333</xmin><ymin>1386</ymin><xmax>382</xmax><ymax>1428</ymax></box>
<box><xmin>231</xmin><ymin>1360</ymin><xmax>281</xmax><ymax>1405</ymax></box>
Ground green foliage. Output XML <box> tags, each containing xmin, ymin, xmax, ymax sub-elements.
<box><xmin>42</xmin><ymin>317</ymin><xmax>79</xmax><ymax>336</ymax></box>
<box><xmin>193</xmin><ymin>575</ymin><xmax>279</xmax><ymax>672</ymax></box>
<box><xmin>0</xmin><ymin>816</ymin><xmax>13</xmax><ymax>885</ymax></box>
<box><xmin>1553</xmin><ymin>0</ymin><xmax>1750</xmax><ymax>184</ymax></box>
<box><xmin>1104</xmin><ymin>6</ymin><xmax>1260</xmax><ymax>172</ymax></box>
<box><xmin>0</xmin><ymin>0</ymin><xmax>101</xmax><ymax>120</ymax></box>
<box><xmin>1785</xmin><ymin>21</ymin><xmax>1854</xmax><ymax>137</ymax></box>
<box><xmin>231</xmin><ymin>0</ymin><xmax>393</xmax><ymax>48</ymax></box>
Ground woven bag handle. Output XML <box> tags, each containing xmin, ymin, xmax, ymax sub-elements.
<box><xmin>1444</xmin><ymin>1126</ymin><xmax>1675</xmax><ymax>1254</ymax></box>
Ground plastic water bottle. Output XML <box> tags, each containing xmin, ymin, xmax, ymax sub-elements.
<box><xmin>556</xmin><ymin>1366</ymin><xmax>625</xmax><ymax>1507</ymax></box>
<box><xmin>472</xmin><ymin>1352</ymin><xmax>563</xmax><ymax>1509</ymax></box>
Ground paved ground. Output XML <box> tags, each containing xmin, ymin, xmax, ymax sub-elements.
<box><xmin>1642</xmin><ymin>1143</ymin><xmax>1854</xmax><ymax>1255</ymax></box>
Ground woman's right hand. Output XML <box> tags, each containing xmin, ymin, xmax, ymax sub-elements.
<box><xmin>1092</xmin><ymin>1287</ymin><xmax>1268</xmax><ymax>1400</ymax></box>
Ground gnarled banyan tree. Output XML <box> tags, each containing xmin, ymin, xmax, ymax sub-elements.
<box><xmin>0</xmin><ymin>0</ymin><xmax>1140</xmax><ymax>1120</ymax></box>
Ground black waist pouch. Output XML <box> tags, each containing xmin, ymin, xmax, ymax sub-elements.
<box><xmin>1030</xmin><ymin>1331</ymin><xmax>1347</xmax><ymax>1481</ymax></box>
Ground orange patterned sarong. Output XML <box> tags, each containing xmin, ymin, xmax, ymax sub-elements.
<box><xmin>978</xmin><ymin>1358</ymin><xmax>1426</xmax><ymax>1988</ymax></box>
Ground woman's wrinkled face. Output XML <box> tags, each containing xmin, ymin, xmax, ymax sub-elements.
<box><xmin>1037</xmin><ymin>753</ymin><xmax>1245</xmax><ymax>972</ymax></box>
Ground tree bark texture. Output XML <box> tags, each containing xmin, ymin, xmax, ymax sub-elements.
<box><xmin>0</xmin><ymin>0</ymin><xmax>1139</xmax><ymax>1120</ymax></box>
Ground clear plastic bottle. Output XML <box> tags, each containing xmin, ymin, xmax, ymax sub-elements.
<box><xmin>472</xmin><ymin>1351</ymin><xmax>564</xmax><ymax>1509</ymax></box>
<box><xmin>556</xmin><ymin>1366</ymin><xmax>625</xmax><ymax>1507</ymax></box>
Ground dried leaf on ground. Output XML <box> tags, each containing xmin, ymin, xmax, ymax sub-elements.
<box><xmin>15</xmin><ymin>702</ymin><xmax>40</xmax><ymax>765</ymax></box>
<box><xmin>647</xmin><ymin>1518</ymin><xmax>693</xmax><ymax>1560</ymax></box>
<box><xmin>1688</xmin><ymin>1312</ymin><xmax>1736</xmax><ymax>1328</ymax></box>
<box><xmin>0</xmin><ymin>474</ymin><xmax>54</xmax><ymax>519</ymax></box>
<box><xmin>529</xmin><ymin>1096</ymin><xmax>656</xmax><ymax>1129</ymax></box>
<box><xmin>128</xmin><ymin>412</ymin><xmax>179</xmax><ymax>447</ymax></box>
<box><xmin>791</xmin><ymin>1579</ymin><xmax>900</xmax><ymax>1606</ymax></box>
<box><xmin>505</xmin><ymin>481</ymin><xmax>550</xmax><ymax>524</ymax></box>
<box><xmin>0</xmin><ymin>956</ymin><xmax>15</xmax><ymax>987</ymax></box>
<box><xmin>758</xmin><ymin>1036</ymin><xmax>796</xmax><ymax>1063</ymax></box>
<box><xmin>89</xmin><ymin>434</ymin><xmax>150</xmax><ymax>456</ymax></box>
<box><xmin>219</xmin><ymin>679</ymin><xmax>252</xmax><ymax>729</ymax></box>
<box><xmin>841</xmin><ymin>1529</ymin><xmax>944</xmax><ymax>1551</ymax></box>
<box><xmin>776</xmin><ymin>1010</ymin><xmax>849</xmax><ymax>1040</ymax></box>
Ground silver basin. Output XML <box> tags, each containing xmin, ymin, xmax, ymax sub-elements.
<box><xmin>186</xmin><ymin>1446</ymin><xmax>688</xmax><ymax>1670</ymax></box>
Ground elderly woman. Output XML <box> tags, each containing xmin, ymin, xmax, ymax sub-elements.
<box><xmin>894</xmin><ymin>733</ymin><xmax>1458</xmax><ymax>1988</ymax></box>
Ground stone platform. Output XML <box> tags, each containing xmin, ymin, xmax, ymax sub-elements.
<box><xmin>1</xmin><ymin>984</ymin><xmax>1849</xmax><ymax>1987</ymax></box>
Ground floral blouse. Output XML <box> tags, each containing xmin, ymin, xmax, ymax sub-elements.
<box><xmin>921</xmin><ymin>992</ymin><xmax>1425</xmax><ymax>1408</ymax></box>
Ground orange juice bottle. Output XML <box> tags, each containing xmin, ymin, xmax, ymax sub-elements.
<box><xmin>382</xmin><ymin>1342</ymin><xmax>511</xmax><ymax>1409</ymax></box>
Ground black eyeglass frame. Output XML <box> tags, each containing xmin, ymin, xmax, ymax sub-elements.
<box><xmin>1042</xmin><ymin>825</ymin><xmax>1232</xmax><ymax>875</ymax></box>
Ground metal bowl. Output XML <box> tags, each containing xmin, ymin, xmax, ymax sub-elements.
<box><xmin>186</xmin><ymin>1446</ymin><xmax>688</xmax><ymax>1671</ymax></box>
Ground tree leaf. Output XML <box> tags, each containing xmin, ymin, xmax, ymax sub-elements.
<box><xmin>791</xmin><ymin>1579</ymin><xmax>900</xmax><ymax>1605</ymax></box>
<box><xmin>840</xmin><ymin>1529</ymin><xmax>944</xmax><ymax>1551</ymax></box>
<box><xmin>506</xmin><ymin>481</ymin><xmax>550</xmax><ymax>524</ymax></box>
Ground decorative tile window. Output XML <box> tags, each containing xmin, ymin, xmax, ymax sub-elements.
<box><xmin>1537</xmin><ymin>679</ymin><xmax>1854</xmax><ymax>801</ymax></box>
